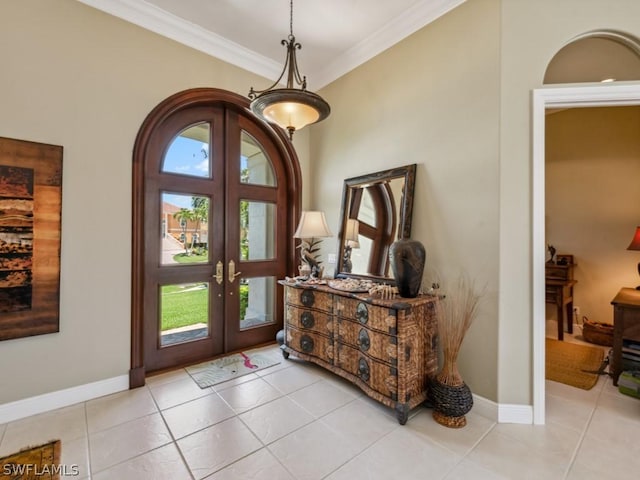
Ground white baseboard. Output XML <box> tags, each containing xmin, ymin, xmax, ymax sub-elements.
<box><xmin>0</xmin><ymin>377</ymin><xmax>535</xmax><ymax>426</ymax></box>
<box><xmin>0</xmin><ymin>375</ymin><xmax>129</xmax><ymax>424</ymax></box>
<box><xmin>471</xmin><ymin>393</ymin><xmax>498</xmax><ymax>421</ymax></box>
<box><xmin>498</xmin><ymin>403</ymin><xmax>533</xmax><ymax>424</ymax></box>
<box><xmin>473</xmin><ymin>394</ymin><xmax>534</xmax><ymax>424</ymax></box>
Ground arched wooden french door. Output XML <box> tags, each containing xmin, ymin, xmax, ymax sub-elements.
<box><xmin>130</xmin><ymin>89</ymin><xmax>300</xmax><ymax>384</ymax></box>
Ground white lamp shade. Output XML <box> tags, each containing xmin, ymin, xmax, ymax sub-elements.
<box><xmin>294</xmin><ymin>211</ymin><xmax>333</xmax><ymax>238</ymax></box>
<box><xmin>344</xmin><ymin>219</ymin><xmax>359</xmax><ymax>243</ymax></box>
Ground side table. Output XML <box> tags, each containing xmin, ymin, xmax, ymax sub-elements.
<box><xmin>545</xmin><ymin>279</ymin><xmax>576</xmax><ymax>341</ymax></box>
<box><xmin>610</xmin><ymin>288</ymin><xmax>640</xmax><ymax>386</ymax></box>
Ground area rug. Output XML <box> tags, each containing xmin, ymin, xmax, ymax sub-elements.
<box><xmin>546</xmin><ymin>338</ymin><xmax>605</xmax><ymax>390</ymax></box>
<box><xmin>186</xmin><ymin>352</ymin><xmax>279</xmax><ymax>388</ymax></box>
<box><xmin>0</xmin><ymin>440</ymin><xmax>61</xmax><ymax>479</ymax></box>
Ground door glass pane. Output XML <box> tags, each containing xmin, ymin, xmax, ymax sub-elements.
<box><xmin>160</xmin><ymin>282</ymin><xmax>209</xmax><ymax>347</ymax></box>
<box><xmin>240</xmin><ymin>131</ymin><xmax>276</xmax><ymax>186</ymax></box>
<box><xmin>240</xmin><ymin>200</ymin><xmax>275</xmax><ymax>261</ymax></box>
<box><xmin>161</xmin><ymin>192</ymin><xmax>210</xmax><ymax>265</ymax></box>
<box><xmin>239</xmin><ymin>276</ymin><xmax>275</xmax><ymax>330</ymax></box>
<box><xmin>162</xmin><ymin>123</ymin><xmax>211</xmax><ymax>178</ymax></box>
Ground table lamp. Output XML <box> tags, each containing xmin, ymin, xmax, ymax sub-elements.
<box><xmin>627</xmin><ymin>226</ymin><xmax>640</xmax><ymax>290</ymax></box>
<box><xmin>342</xmin><ymin>219</ymin><xmax>359</xmax><ymax>273</ymax></box>
<box><xmin>293</xmin><ymin>211</ymin><xmax>333</xmax><ymax>278</ymax></box>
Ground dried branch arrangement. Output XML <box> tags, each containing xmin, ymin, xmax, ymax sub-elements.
<box><xmin>434</xmin><ymin>273</ymin><xmax>484</xmax><ymax>386</ymax></box>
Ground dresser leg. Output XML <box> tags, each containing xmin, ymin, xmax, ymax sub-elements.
<box><xmin>395</xmin><ymin>404</ymin><xmax>409</xmax><ymax>425</ymax></box>
<box><xmin>280</xmin><ymin>344</ymin><xmax>290</xmax><ymax>360</ymax></box>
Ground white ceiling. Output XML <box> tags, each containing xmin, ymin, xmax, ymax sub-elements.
<box><xmin>77</xmin><ymin>0</ymin><xmax>466</xmax><ymax>89</ymax></box>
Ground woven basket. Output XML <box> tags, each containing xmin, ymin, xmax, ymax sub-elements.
<box><xmin>582</xmin><ymin>317</ymin><xmax>613</xmax><ymax>346</ymax></box>
<box><xmin>429</xmin><ymin>378</ymin><xmax>473</xmax><ymax>428</ymax></box>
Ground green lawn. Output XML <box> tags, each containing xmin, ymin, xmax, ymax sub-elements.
<box><xmin>160</xmin><ymin>283</ymin><xmax>208</xmax><ymax>331</ymax></box>
<box><xmin>172</xmin><ymin>252</ymin><xmax>208</xmax><ymax>263</ymax></box>
<box><xmin>160</xmin><ymin>282</ymin><xmax>250</xmax><ymax>332</ymax></box>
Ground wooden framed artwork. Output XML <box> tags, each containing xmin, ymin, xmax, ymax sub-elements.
<box><xmin>0</xmin><ymin>137</ymin><xmax>63</xmax><ymax>341</ymax></box>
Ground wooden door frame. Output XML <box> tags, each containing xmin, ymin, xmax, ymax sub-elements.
<box><xmin>130</xmin><ymin>88</ymin><xmax>301</xmax><ymax>388</ymax></box>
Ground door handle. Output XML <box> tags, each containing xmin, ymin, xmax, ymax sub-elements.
<box><xmin>228</xmin><ymin>260</ymin><xmax>242</xmax><ymax>283</ymax></box>
<box><xmin>214</xmin><ymin>261</ymin><xmax>223</xmax><ymax>285</ymax></box>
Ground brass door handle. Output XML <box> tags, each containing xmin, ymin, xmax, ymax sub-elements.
<box><xmin>228</xmin><ymin>260</ymin><xmax>242</xmax><ymax>283</ymax></box>
<box><xmin>214</xmin><ymin>261</ymin><xmax>223</xmax><ymax>285</ymax></box>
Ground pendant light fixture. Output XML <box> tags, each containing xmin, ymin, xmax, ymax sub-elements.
<box><xmin>248</xmin><ymin>0</ymin><xmax>330</xmax><ymax>139</ymax></box>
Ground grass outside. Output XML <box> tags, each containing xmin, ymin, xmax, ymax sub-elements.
<box><xmin>160</xmin><ymin>283</ymin><xmax>250</xmax><ymax>331</ymax></box>
<box><xmin>161</xmin><ymin>284</ymin><xmax>208</xmax><ymax>331</ymax></box>
<box><xmin>173</xmin><ymin>252</ymin><xmax>208</xmax><ymax>264</ymax></box>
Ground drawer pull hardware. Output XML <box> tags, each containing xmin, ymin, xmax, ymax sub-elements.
<box><xmin>356</xmin><ymin>302</ymin><xmax>369</xmax><ymax>324</ymax></box>
<box><xmin>300</xmin><ymin>334</ymin><xmax>314</xmax><ymax>353</ymax></box>
<box><xmin>357</xmin><ymin>328</ymin><xmax>370</xmax><ymax>351</ymax></box>
<box><xmin>301</xmin><ymin>290</ymin><xmax>315</xmax><ymax>307</ymax></box>
<box><xmin>301</xmin><ymin>311</ymin><xmax>315</xmax><ymax>328</ymax></box>
<box><xmin>358</xmin><ymin>357</ymin><xmax>370</xmax><ymax>382</ymax></box>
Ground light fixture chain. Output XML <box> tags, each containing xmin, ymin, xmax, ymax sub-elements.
<box><xmin>289</xmin><ymin>0</ymin><xmax>294</xmax><ymax>37</ymax></box>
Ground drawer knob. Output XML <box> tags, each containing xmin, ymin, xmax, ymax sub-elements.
<box><xmin>301</xmin><ymin>311</ymin><xmax>315</xmax><ymax>328</ymax></box>
<box><xmin>358</xmin><ymin>357</ymin><xmax>370</xmax><ymax>382</ymax></box>
<box><xmin>356</xmin><ymin>302</ymin><xmax>369</xmax><ymax>324</ymax></box>
<box><xmin>357</xmin><ymin>328</ymin><xmax>370</xmax><ymax>351</ymax></box>
<box><xmin>301</xmin><ymin>290</ymin><xmax>315</xmax><ymax>307</ymax></box>
<box><xmin>300</xmin><ymin>334</ymin><xmax>315</xmax><ymax>353</ymax></box>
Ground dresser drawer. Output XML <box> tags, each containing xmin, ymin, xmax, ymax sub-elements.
<box><xmin>337</xmin><ymin>318</ymin><xmax>397</xmax><ymax>366</ymax></box>
<box><xmin>286</xmin><ymin>305</ymin><xmax>333</xmax><ymax>336</ymax></box>
<box><xmin>335</xmin><ymin>297</ymin><xmax>397</xmax><ymax>334</ymax></box>
<box><xmin>336</xmin><ymin>344</ymin><xmax>398</xmax><ymax>400</ymax></box>
<box><xmin>286</xmin><ymin>325</ymin><xmax>334</xmax><ymax>364</ymax></box>
<box><xmin>286</xmin><ymin>287</ymin><xmax>333</xmax><ymax>313</ymax></box>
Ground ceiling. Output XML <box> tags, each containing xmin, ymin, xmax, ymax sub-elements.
<box><xmin>78</xmin><ymin>0</ymin><xmax>466</xmax><ymax>89</ymax></box>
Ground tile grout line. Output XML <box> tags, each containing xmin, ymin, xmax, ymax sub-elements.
<box><xmin>560</xmin><ymin>376</ymin><xmax>607</xmax><ymax>480</ymax></box>
<box><xmin>150</xmin><ymin>384</ymin><xmax>197</xmax><ymax>480</ymax></box>
<box><xmin>82</xmin><ymin>401</ymin><xmax>94</xmax><ymax>480</ymax></box>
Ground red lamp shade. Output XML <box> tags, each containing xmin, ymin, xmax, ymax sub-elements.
<box><xmin>627</xmin><ymin>226</ymin><xmax>640</xmax><ymax>251</ymax></box>
<box><xmin>628</xmin><ymin>226</ymin><xmax>640</xmax><ymax>290</ymax></box>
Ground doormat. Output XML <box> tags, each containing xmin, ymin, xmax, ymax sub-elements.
<box><xmin>0</xmin><ymin>440</ymin><xmax>62</xmax><ymax>479</ymax></box>
<box><xmin>546</xmin><ymin>338</ymin><xmax>605</xmax><ymax>390</ymax></box>
<box><xmin>186</xmin><ymin>352</ymin><xmax>279</xmax><ymax>388</ymax></box>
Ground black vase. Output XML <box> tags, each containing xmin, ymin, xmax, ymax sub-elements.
<box><xmin>389</xmin><ymin>239</ymin><xmax>425</xmax><ymax>298</ymax></box>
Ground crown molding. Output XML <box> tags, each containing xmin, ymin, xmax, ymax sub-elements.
<box><xmin>76</xmin><ymin>0</ymin><xmax>282</xmax><ymax>81</ymax></box>
<box><xmin>77</xmin><ymin>0</ymin><xmax>466</xmax><ymax>89</ymax></box>
<box><xmin>311</xmin><ymin>0</ymin><xmax>467</xmax><ymax>88</ymax></box>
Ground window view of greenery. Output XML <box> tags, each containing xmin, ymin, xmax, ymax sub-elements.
<box><xmin>160</xmin><ymin>136</ymin><xmax>270</xmax><ymax>343</ymax></box>
<box><xmin>172</xmin><ymin>196</ymin><xmax>209</xmax><ymax>263</ymax></box>
<box><xmin>160</xmin><ymin>283</ymin><xmax>209</xmax><ymax>346</ymax></box>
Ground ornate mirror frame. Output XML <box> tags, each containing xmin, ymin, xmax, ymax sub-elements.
<box><xmin>335</xmin><ymin>164</ymin><xmax>417</xmax><ymax>282</ymax></box>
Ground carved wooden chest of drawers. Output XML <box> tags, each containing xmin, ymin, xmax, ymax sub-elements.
<box><xmin>280</xmin><ymin>282</ymin><xmax>438</xmax><ymax>424</ymax></box>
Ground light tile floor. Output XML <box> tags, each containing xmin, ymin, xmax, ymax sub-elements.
<box><xmin>1</xmin><ymin>337</ymin><xmax>639</xmax><ymax>480</ymax></box>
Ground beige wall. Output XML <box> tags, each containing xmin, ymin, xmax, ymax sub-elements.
<box><xmin>546</xmin><ymin>106</ymin><xmax>640</xmax><ymax>326</ymax></box>
<box><xmin>500</xmin><ymin>0</ymin><xmax>640</xmax><ymax>404</ymax></box>
<box><xmin>314</xmin><ymin>0</ymin><xmax>502</xmax><ymax>400</ymax></box>
<box><xmin>3</xmin><ymin>0</ymin><xmax>640</xmax><ymax>411</ymax></box>
<box><xmin>0</xmin><ymin>0</ymin><xmax>310</xmax><ymax>404</ymax></box>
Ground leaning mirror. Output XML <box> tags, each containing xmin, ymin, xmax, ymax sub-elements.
<box><xmin>336</xmin><ymin>164</ymin><xmax>416</xmax><ymax>281</ymax></box>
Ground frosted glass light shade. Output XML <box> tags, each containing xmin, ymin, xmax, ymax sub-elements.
<box><xmin>263</xmin><ymin>102</ymin><xmax>319</xmax><ymax>131</ymax></box>
<box><xmin>293</xmin><ymin>211</ymin><xmax>332</xmax><ymax>239</ymax></box>
<box><xmin>250</xmin><ymin>88</ymin><xmax>330</xmax><ymax>138</ymax></box>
